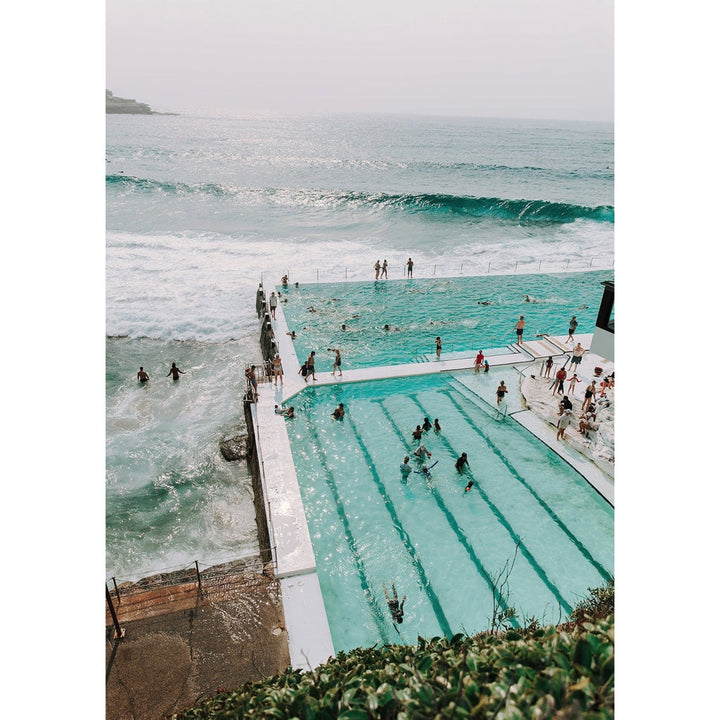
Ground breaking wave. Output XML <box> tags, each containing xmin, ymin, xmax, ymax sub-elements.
<box><xmin>106</xmin><ymin>175</ymin><xmax>613</xmax><ymax>224</ymax></box>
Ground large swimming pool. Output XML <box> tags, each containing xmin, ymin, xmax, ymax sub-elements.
<box><xmin>285</xmin><ymin>370</ymin><xmax>613</xmax><ymax>653</ymax></box>
<box><xmin>279</xmin><ymin>270</ymin><xmax>613</xmax><ymax>369</ymax></box>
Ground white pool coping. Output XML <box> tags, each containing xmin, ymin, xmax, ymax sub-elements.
<box><xmin>256</xmin><ymin>298</ymin><xmax>613</xmax><ymax>669</ymax></box>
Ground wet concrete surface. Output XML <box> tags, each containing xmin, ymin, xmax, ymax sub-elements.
<box><xmin>105</xmin><ymin>556</ymin><xmax>290</xmax><ymax>720</ymax></box>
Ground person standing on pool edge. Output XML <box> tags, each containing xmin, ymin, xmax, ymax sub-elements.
<box><xmin>474</xmin><ymin>350</ymin><xmax>484</xmax><ymax>373</ymax></box>
<box><xmin>407</xmin><ymin>257</ymin><xmax>414</xmax><ymax>278</ymax></box>
<box><xmin>567</xmin><ymin>315</ymin><xmax>578</xmax><ymax>343</ymax></box>
<box><xmin>332</xmin><ymin>348</ymin><xmax>342</xmax><ymax>377</ymax></box>
<box><xmin>435</xmin><ymin>336</ymin><xmax>442</xmax><ymax>359</ymax></box>
<box><xmin>557</xmin><ymin>409</ymin><xmax>572</xmax><ymax>440</ymax></box>
<box><xmin>269</xmin><ymin>291</ymin><xmax>278</xmax><ymax>320</ymax></box>
<box><xmin>305</xmin><ymin>351</ymin><xmax>316</xmax><ymax>382</ymax></box>
<box><xmin>514</xmin><ymin>315</ymin><xmax>526</xmax><ymax>344</ymax></box>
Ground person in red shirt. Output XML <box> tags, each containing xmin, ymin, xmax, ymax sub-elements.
<box><xmin>551</xmin><ymin>367</ymin><xmax>567</xmax><ymax>395</ymax></box>
<box><xmin>474</xmin><ymin>350</ymin><xmax>485</xmax><ymax>373</ymax></box>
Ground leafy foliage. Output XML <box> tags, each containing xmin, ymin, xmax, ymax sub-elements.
<box><xmin>173</xmin><ymin>615</ymin><xmax>614</xmax><ymax>719</ymax></box>
<box><xmin>570</xmin><ymin>579</ymin><xmax>614</xmax><ymax>624</ymax></box>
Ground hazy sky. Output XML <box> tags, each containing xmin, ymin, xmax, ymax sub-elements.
<box><xmin>106</xmin><ymin>0</ymin><xmax>613</xmax><ymax>121</ymax></box>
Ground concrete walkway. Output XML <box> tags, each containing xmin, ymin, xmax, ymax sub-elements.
<box><xmin>105</xmin><ymin>557</ymin><xmax>290</xmax><ymax>720</ymax></box>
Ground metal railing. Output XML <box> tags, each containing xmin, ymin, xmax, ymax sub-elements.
<box><xmin>260</xmin><ymin>255</ymin><xmax>613</xmax><ymax>287</ymax></box>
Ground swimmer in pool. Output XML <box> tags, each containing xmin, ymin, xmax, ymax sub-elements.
<box><xmin>455</xmin><ymin>452</ymin><xmax>470</xmax><ymax>473</ymax></box>
<box><xmin>414</xmin><ymin>461</ymin><xmax>438</xmax><ymax>480</ymax></box>
<box><xmin>383</xmin><ymin>582</ymin><xmax>406</xmax><ymax>623</ymax></box>
<box><xmin>137</xmin><ymin>367</ymin><xmax>149</xmax><ymax>382</ymax></box>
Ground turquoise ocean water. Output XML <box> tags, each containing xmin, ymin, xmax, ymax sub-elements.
<box><xmin>106</xmin><ymin>113</ymin><xmax>613</xmax><ymax>583</ymax></box>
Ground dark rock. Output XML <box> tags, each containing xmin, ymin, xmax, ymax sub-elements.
<box><xmin>219</xmin><ymin>435</ymin><xmax>249</xmax><ymax>461</ymax></box>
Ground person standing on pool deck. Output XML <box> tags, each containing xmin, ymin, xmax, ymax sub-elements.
<box><xmin>514</xmin><ymin>316</ymin><xmax>526</xmax><ymax>344</ymax></box>
<box><xmin>567</xmin><ymin>316</ymin><xmax>578</xmax><ymax>343</ymax></box>
<box><xmin>496</xmin><ymin>381</ymin><xmax>508</xmax><ymax>405</ymax></box>
<box><xmin>582</xmin><ymin>380</ymin><xmax>597</xmax><ymax>412</ymax></box>
<box><xmin>557</xmin><ymin>409</ymin><xmax>572</xmax><ymax>440</ymax></box>
<box><xmin>381</xmin><ymin>259</ymin><xmax>388</xmax><ymax>278</ymax></box>
<box><xmin>474</xmin><ymin>350</ymin><xmax>484</xmax><ymax>373</ymax></box>
<box><xmin>435</xmin><ymin>336</ymin><xmax>442</xmax><ymax>359</ymax></box>
<box><xmin>484</xmin><ymin>359</ymin><xmax>490</xmax><ymax>374</ymax></box>
<box><xmin>167</xmin><ymin>362</ymin><xmax>185</xmax><ymax>380</ymax></box>
<box><xmin>374</xmin><ymin>259</ymin><xmax>381</xmax><ymax>279</ymax></box>
<box><xmin>551</xmin><ymin>366</ymin><xmax>567</xmax><ymax>395</ymax></box>
<box><xmin>383</xmin><ymin>582</ymin><xmax>406</xmax><ymax>623</ymax></box>
<box><xmin>570</xmin><ymin>343</ymin><xmax>585</xmax><ymax>370</ymax></box>
<box><xmin>269</xmin><ymin>291</ymin><xmax>278</xmax><ymax>320</ymax></box>
<box><xmin>305</xmin><ymin>351</ymin><xmax>316</xmax><ymax>382</ymax></box>
<box><xmin>407</xmin><ymin>257</ymin><xmax>414</xmax><ymax>277</ymax></box>
<box><xmin>543</xmin><ymin>356</ymin><xmax>554</xmax><ymax>378</ymax></box>
<box><xmin>137</xmin><ymin>367</ymin><xmax>149</xmax><ymax>383</ymax></box>
<box><xmin>568</xmin><ymin>373</ymin><xmax>580</xmax><ymax>396</ymax></box>
<box><xmin>332</xmin><ymin>348</ymin><xmax>342</xmax><ymax>377</ymax></box>
<box><xmin>271</xmin><ymin>354</ymin><xmax>283</xmax><ymax>385</ymax></box>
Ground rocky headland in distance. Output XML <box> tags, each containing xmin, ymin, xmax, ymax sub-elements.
<box><xmin>106</xmin><ymin>90</ymin><xmax>178</xmax><ymax>115</ymax></box>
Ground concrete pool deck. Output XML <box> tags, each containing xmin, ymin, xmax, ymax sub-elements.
<box><xmin>252</xmin><ymin>301</ymin><xmax>614</xmax><ymax>669</ymax></box>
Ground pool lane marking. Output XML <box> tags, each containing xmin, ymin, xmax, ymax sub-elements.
<box><xmin>373</xmin><ymin>401</ymin><xmax>520</xmax><ymax>627</ymax></box>
<box><xmin>343</xmin><ymin>414</ymin><xmax>454</xmax><ymax>639</ymax></box>
<box><xmin>436</xmin><ymin>383</ymin><xmax>612</xmax><ymax>585</ymax></box>
<box><xmin>397</xmin><ymin>393</ymin><xmax>574</xmax><ymax>615</ymax></box>
<box><xmin>440</xmin><ymin>379</ymin><xmax>613</xmax><ymax>581</ymax></box>
<box><xmin>304</xmin><ymin>424</ymin><xmax>391</xmax><ymax>644</ymax></box>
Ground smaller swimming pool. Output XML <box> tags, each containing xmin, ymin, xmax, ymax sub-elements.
<box><xmin>286</xmin><ymin>370</ymin><xmax>613</xmax><ymax>653</ymax></box>
<box><xmin>279</xmin><ymin>270</ymin><xmax>612</xmax><ymax>370</ymax></box>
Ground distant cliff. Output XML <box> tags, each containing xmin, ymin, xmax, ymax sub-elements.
<box><xmin>106</xmin><ymin>90</ymin><xmax>177</xmax><ymax>115</ymax></box>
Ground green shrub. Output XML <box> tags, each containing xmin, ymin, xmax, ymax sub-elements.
<box><xmin>173</xmin><ymin>616</ymin><xmax>614</xmax><ymax>719</ymax></box>
<box><xmin>570</xmin><ymin>579</ymin><xmax>614</xmax><ymax>624</ymax></box>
